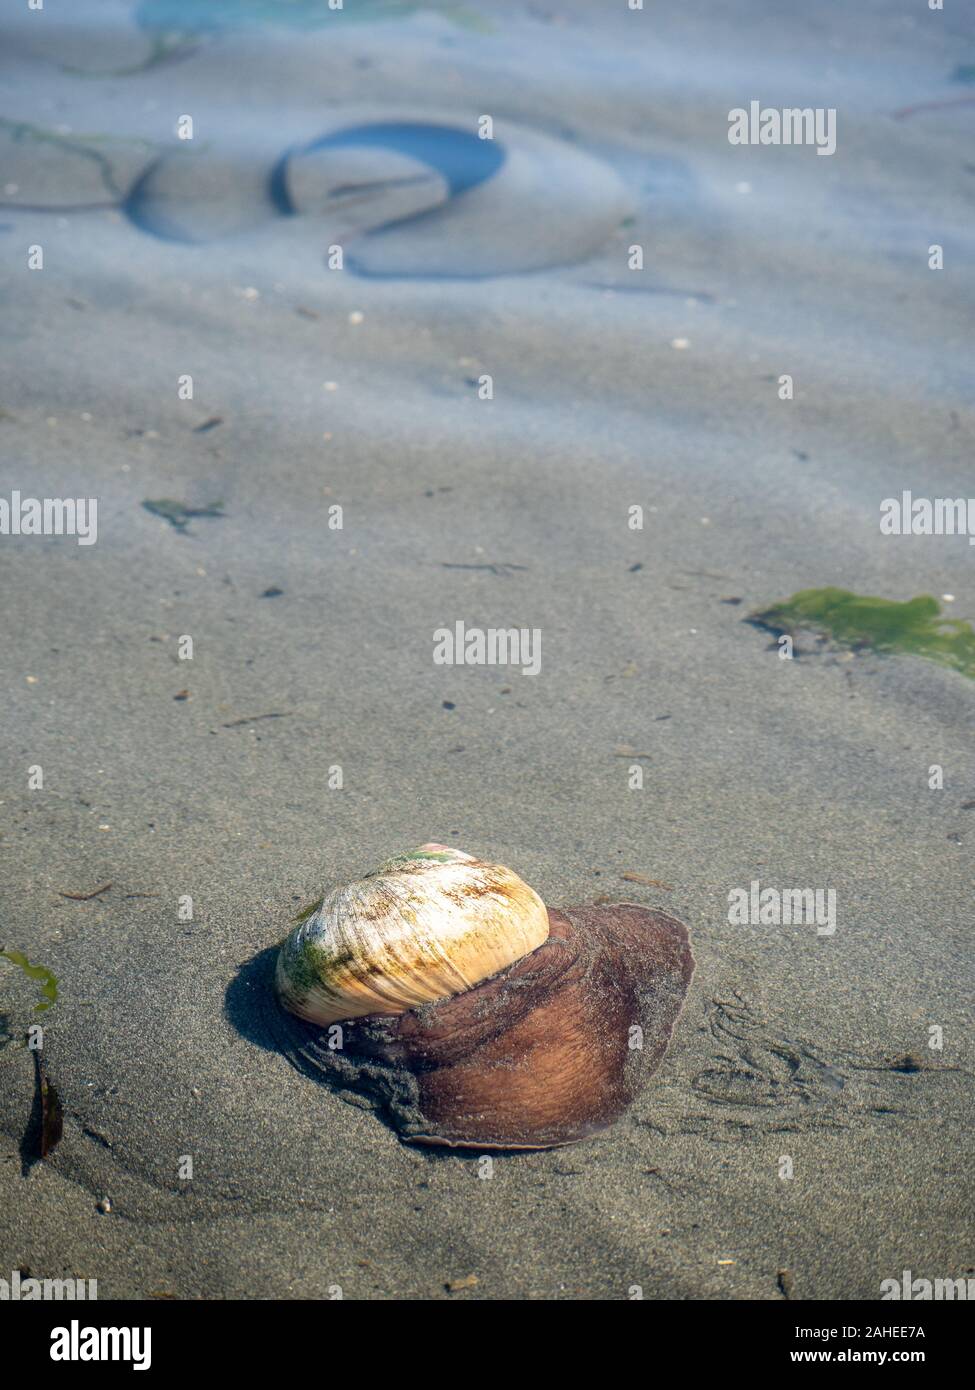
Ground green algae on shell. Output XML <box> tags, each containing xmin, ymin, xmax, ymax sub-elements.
<box><xmin>275</xmin><ymin>845</ymin><xmax>549</xmax><ymax>1026</ymax></box>
<box><xmin>750</xmin><ymin>588</ymin><xmax>975</xmax><ymax>680</ymax></box>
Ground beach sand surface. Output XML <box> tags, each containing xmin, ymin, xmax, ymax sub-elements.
<box><xmin>1</xmin><ymin>0</ymin><xmax>973</xmax><ymax>1298</ymax></box>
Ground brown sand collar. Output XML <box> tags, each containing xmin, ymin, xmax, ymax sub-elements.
<box><xmin>275</xmin><ymin>846</ymin><xmax>694</xmax><ymax>1150</ymax></box>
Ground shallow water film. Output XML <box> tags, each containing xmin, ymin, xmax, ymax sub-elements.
<box><xmin>1</xmin><ymin>0</ymin><xmax>973</xmax><ymax>1325</ymax></box>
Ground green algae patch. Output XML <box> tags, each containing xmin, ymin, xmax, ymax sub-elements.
<box><xmin>749</xmin><ymin>588</ymin><xmax>975</xmax><ymax>680</ymax></box>
<box><xmin>0</xmin><ymin>949</ymin><xmax>59</xmax><ymax>1012</ymax></box>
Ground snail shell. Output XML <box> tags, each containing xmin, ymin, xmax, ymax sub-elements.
<box><xmin>123</xmin><ymin>112</ymin><xmax>631</xmax><ymax>277</ymax></box>
<box><xmin>275</xmin><ymin>844</ymin><xmax>549</xmax><ymax>1025</ymax></box>
<box><xmin>272</xmin><ymin>847</ymin><xmax>694</xmax><ymax>1150</ymax></box>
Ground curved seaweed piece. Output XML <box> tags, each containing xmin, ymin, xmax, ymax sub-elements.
<box><xmin>61</xmin><ymin>30</ymin><xmax>201</xmax><ymax>77</ymax></box>
<box><xmin>0</xmin><ymin>949</ymin><xmax>59</xmax><ymax>1012</ymax></box>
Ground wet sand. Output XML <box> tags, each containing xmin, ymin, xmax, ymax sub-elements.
<box><xmin>1</xmin><ymin>0</ymin><xmax>973</xmax><ymax>1298</ymax></box>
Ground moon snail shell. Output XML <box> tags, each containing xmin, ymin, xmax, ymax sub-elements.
<box><xmin>274</xmin><ymin>845</ymin><xmax>694</xmax><ymax>1150</ymax></box>
<box><xmin>123</xmin><ymin>117</ymin><xmax>632</xmax><ymax>278</ymax></box>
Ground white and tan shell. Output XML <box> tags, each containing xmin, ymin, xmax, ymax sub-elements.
<box><xmin>275</xmin><ymin>844</ymin><xmax>549</xmax><ymax>1026</ymax></box>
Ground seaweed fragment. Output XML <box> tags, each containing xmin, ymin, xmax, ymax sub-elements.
<box><xmin>0</xmin><ymin>948</ymin><xmax>58</xmax><ymax>1011</ymax></box>
<box><xmin>142</xmin><ymin>498</ymin><xmax>225</xmax><ymax>532</ymax></box>
<box><xmin>749</xmin><ymin>588</ymin><xmax>975</xmax><ymax>680</ymax></box>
